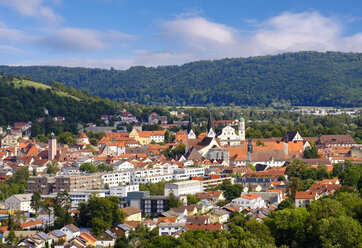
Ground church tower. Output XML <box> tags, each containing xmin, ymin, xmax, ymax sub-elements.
<box><xmin>48</xmin><ymin>132</ymin><xmax>57</xmax><ymax>160</ymax></box>
<box><xmin>206</xmin><ymin>112</ymin><xmax>215</xmax><ymax>138</ymax></box>
<box><xmin>187</xmin><ymin>115</ymin><xmax>196</xmax><ymax>139</ymax></box>
<box><xmin>238</xmin><ymin>114</ymin><xmax>245</xmax><ymax>141</ymax></box>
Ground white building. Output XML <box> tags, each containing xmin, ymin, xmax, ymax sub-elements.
<box><xmin>172</xmin><ymin>168</ymin><xmax>205</xmax><ymax>180</ymax></box>
<box><xmin>231</xmin><ymin>193</ymin><xmax>266</xmax><ymax>210</ymax></box>
<box><xmin>159</xmin><ymin>222</ymin><xmax>185</xmax><ymax>236</ymax></box>
<box><xmin>5</xmin><ymin>193</ymin><xmax>34</xmax><ymax>213</ymax></box>
<box><xmin>60</xmin><ymin>224</ymin><xmax>81</xmax><ymax>242</ymax></box>
<box><xmin>109</xmin><ymin>184</ymin><xmax>139</xmax><ymax>197</ymax></box>
<box><xmin>218</xmin><ymin>126</ymin><xmax>241</xmax><ymax>146</ymax></box>
<box><xmin>102</xmin><ymin>171</ymin><xmax>131</xmax><ymax>187</ymax></box>
<box><xmin>133</xmin><ymin>174</ymin><xmax>173</xmax><ymax>184</ymax></box>
<box><xmin>164</xmin><ymin>180</ymin><xmax>203</xmax><ymax>196</ymax></box>
<box><xmin>113</xmin><ymin>161</ymin><xmax>135</xmax><ymax>171</ymax></box>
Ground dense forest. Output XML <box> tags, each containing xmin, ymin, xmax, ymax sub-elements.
<box><xmin>0</xmin><ymin>74</ymin><xmax>117</xmax><ymax>127</ymax></box>
<box><xmin>0</xmin><ymin>52</ymin><xmax>361</xmax><ymax>107</ymax></box>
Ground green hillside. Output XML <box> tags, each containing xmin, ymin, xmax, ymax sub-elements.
<box><xmin>0</xmin><ymin>74</ymin><xmax>118</xmax><ymax>127</ymax></box>
<box><xmin>0</xmin><ymin>51</ymin><xmax>361</xmax><ymax>107</ymax></box>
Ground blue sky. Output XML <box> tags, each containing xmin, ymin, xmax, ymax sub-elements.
<box><xmin>0</xmin><ymin>0</ymin><xmax>361</xmax><ymax>69</ymax></box>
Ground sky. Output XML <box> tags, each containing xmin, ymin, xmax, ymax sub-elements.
<box><xmin>0</xmin><ymin>0</ymin><xmax>362</xmax><ymax>69</ymax></box>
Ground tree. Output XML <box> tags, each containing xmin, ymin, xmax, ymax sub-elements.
<box><xmin>318</xmin><ymin>215</ymin><xmax>361</xmax><ymax>248</ymax></box>
<box><xmin>79</xmin><ymin>163</ymin><xmax>98</xmax><ymax>173</ymax></box>
<box><xmin>303</xmin><ymin>143</ymin><xmax>320</xmax><ymax>158</ymax></box>
<box><xmin>287</xmin><ymin>177</ymin><xmax>303</xmax><ymax>199</ymax></box>
<box><xmin>186</xmin><ymin>194</ymin><xmax>201</xmax><ymax>205</ymax></box>
<box><xmin>31</xmin><ymin>121</ymin><xmax>44</xmax><ymax>137</ymax></box>
<box><xmin>277</xmin><ymin>198</ymin><xmax>295</xmax><ymax>210</ymax></box>
<box><xmin>342</xmin><ymin>165</ymin><xmax>361</xmax><ymax>188</ymax></box>
<box><xmin>7</xmin><ymin>228</ymin><xmax>17</xmax><ymax>245</ymax></box>
<box><xmin>166</xmin><ymin>191</ymin><xmax>181</xmax><ymax>210</ymax></box>
<box><xmin>46</xmin><ymin>161</ymin><xmax>60</xmax><ymax>174</ymax></box>
<box><xmin>97</xmin><ymin>162</ymin><xmax>113</xmax><ymax>172</ymax></box>
<box><xmin>264</xmin><ymin>207</ymin><xmax>311</xmax><ymax>247</ymax></box>
<box><xmin>30</xmin><ymin>191</ymin><xmax>42</xmax><ymax>216</ymax></box>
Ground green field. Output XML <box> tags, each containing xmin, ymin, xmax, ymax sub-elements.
<box><xmin>12</xmin><ymin>78</ymin><xmax>80</xmax><ymax>101</ymax></box>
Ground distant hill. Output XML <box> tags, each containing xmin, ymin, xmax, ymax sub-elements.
<box><xmin>1</xmin><ymin>51</ymin><xmax>361</xmax><ymax>107</ymax></box>
<box><xmin>0</xmin><ymin>74</ymin><xmax>117</xmax><ymax>126</ymax></box>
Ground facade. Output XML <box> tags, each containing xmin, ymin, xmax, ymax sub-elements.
<box><xmin>122</xmin><ymin>206</ymin><xmax>142</xmax><ymax>222</ymax></box>
<box><xmin>5</xmin><ymin>193</ymin><xmax>34</xmax><ymax>212</ymax></box>
<box><xmin>158</xmin><ymin>222</ymin><xmax>185</xmax><ymax>236</ymax></box>
<box><xmin>101</xmin><ymin>171</ymin><xmax>131</xmax><ymax>187</ymax></box>
<box><xmin>218</xmin><ymin>126</ymin><xmax>241</xmax><ymax>146</ymax></box>
<box><xmin>209</xmin><ymin>209</ymin><xmax>230</xmax><ymax>224</ymax></box>
<box><xmin>232</xmin><ymin>193</ymin><xmax>266</xmax><ymax>209</ymax></box>
<box><xmin>130</xmin><ymin>129</ymin><xmax>166</xmax><ymax>145</ymax></box>
<box><xmin>164</xmin><ymin>180</ymin><xmax>203</xmax><ymax>196</ymax></box>
<box><xmin>109</xmin><ymin>184</ymin><xmax>139</xmax><ymax>197</ymax></box>
<box><xmin>141</xmin><ymin>195</ymin><xmax>169</xmax><ymax>215</ymax></box>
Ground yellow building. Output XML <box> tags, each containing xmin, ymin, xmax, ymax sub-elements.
<box><xmin>129</xmin><ymin>128</ymin><xmax>166</xmax><ymax>145</ymax></box>
<box><xmin>121</xmin><ymin>206</ymin><xmax>142</xmax><ymax>222</ymax></box>
<box><xmin>79</xmin><ymin>232</ymin><xmax>97</xmax><ymax>246</ymax></box>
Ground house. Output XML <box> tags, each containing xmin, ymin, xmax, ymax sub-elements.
<box><xmin>186</xmin><ymin>215</ymin><xmax>210</xmax><ymax>225</ymax></box>
<box><xmin>209</xmin><ymin>209</ymin><xmax>230</xmax><ymax>224</ymax></box>
<box><xmin>158</xmin><ymin>222</ymin><xmax>186</xmax><ymax>236</ymax></box>
<box><xmin>172</xmin><ymin>205</ymin><xmax>198</xmax><ymax>216</ymax></box>
<box><xmin>231</xmin><ymin>193</ymin><xmax>266</xmax><ymax>210</ymax></box>
<box><xmin>129</xmin><ymin>129</ymin><xmax>166</xmax><ymax>145</ymax></box>
<box><xmin>20</xmin><ymin>220</ymin><xmax>45</xmax><ymax>230</ymax></box>
<box><xmin>316</xmin><ymin>135</ymin><xmax>357</xmax><ymax>147</ymax></box>
<box><xmin>185</xmin><ymin>223</ymin><xmax>223</xmax><ymax>232</ymax></box>
<box><xmin>79</xmin><ymin>231</ymin><xmax>97</xmax><ymax>246</ymax></box>
<box><xmin>121</xmin><ymin>206</ymin><xmax>142</xmax><ymax>222</ymax></box>
<box><xmin>196</xmin><ymin>199</ymin><xmax>214</xmax><ymax>214</ymax></box>
<box><xmin>60</xmin><ymin>224</ymin><xmax>81</xmax><ymax>241</ymax></box>
<box><xmin>148</xmin><ymin>112</ymin><xmax>167</xmax><ymax>124</ymax></box>
<box><xmin>195</xmin><ymin>191</ymin><xmax>225</xmax><ymax>203</ymax></box>
<box><xmin>110</xmin><ymin>224</ymin><xmax>132</xmax><ymax>238</ymax></box>
<box><xmin>144</xmin><ymin>219</ymin><xmax>157</xmax><ymax>230</ymax></box>
<box><xmin>295</xmin><ymin>191</ymin><xmax>318</xmax><ymax>207</ymax></box>
<box><xmin>96</xmin><ymin>230</ymin><xmax>117</xmax><ymax>247</ymax></box>
<box><xmin>48</xmin><ymin>229</ymin><xmax>66</xmax><ymax>243</ymax></box>
<box><xmin>5</xmin><ymin>193</ymin><xmax>34</xmax><ymax>213</ymax></box>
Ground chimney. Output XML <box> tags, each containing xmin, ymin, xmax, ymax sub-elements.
<box><xmin>283</xmin><ymin>141</ymin><xmax>288</xmax><ymax>156</ymax></box>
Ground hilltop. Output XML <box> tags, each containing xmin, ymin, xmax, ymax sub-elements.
<box><xmin>0</xmin><ymin>74</ymin><xmax>117</xmax><ymax>127</ymax></box>
<box><xmin>0</xmin><ymin>51</ymin><xmax>361</xmax><ymax>107</ymax></box>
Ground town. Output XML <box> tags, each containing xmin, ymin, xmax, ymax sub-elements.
<box><xmin>0</xmin><ymin>109</ymin><xmax>360</xmax><ymax>248</ymax></box>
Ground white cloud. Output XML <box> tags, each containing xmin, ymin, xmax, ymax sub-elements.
<box><xmin>0</xmin><ymin>0</ymin><xmax>62</xmax><ymax>23</ymax></box>
<box><xmin>41</xmin><ymin>28</ymin><xmax>136</xmax><ymax>52</ymax></box>
<box><xmin>161</xmin><ymin>12</ymin><xmax>362</xmax><ymax>59</ymax></box>
<box><xmin>163</xmin><ymin>17</ymin><xmax>236</xmax><ymax>49</ymax></box>
<box><xmin>0</xmin><ymin>22</ymin><xmax>39</xmax><ymax>44</ymax></box>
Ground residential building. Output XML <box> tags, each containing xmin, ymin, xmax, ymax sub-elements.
<box><xmin>164</xmin><ymin>180</ymin><xmax>203</xmax><ymax>196</ymax></box>
<box><xmin>5</xmin><ymin>193</ymin><xmax>34</xmax><ymax>213</ymax></box>
<box><xmin>60</xmin><ymin>224</ymin><xmax>81</xmax><ymax>242</ymax></box>
<box><xmin>121</xmin><ymin>206</ymin><xmax>142</xmax><ymax>222</ymax></box>
<box><xmin>209</xmin><ymin>209</ymin><xmax>230</xmax><ymax>224</ymax></box>
<box><xmin>158</xmin><ymin>222</ymin><xmax>185</xmax><ymax>236</ymax></box>
<box><xmin>141</xmin><ymin>195</ymin><xmax>169</xmax><ymax>215</ymax></box>
<box><xmin>109</xmin><ymin>184</ymin><xmax>139</xmax><ymax>197</ymax></box>
<box><xmin>231</xmin><ymin>193</ymin><xmax>266</xmax><ymax>210</ymax></box>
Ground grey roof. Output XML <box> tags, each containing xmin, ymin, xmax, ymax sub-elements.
<box><xmin>51</xmin><ymin>230</ymin><xmax>66</xmax><ymax>237</ymax></box>
<box><xmin>116</xmin><ymin>224</ymin><xmax>130</xmax><ymax>231</ymax></box>
<box><xmin>35</xmin><ymin>232</ymin><xmax>51</xmax><ymax>241</ymax></box>
<box><xmin>105</xmin><ymin>230</ymin><xmax>117</xmax><ymax>239</ymax></box>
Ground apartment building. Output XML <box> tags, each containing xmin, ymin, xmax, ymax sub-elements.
<box><xmin>172</xmin><ymin>167</ymin><xmax>205</xmax><ymax>180</ymax></box>
<box><xmin>101</xmin><ymin>171</ymin><xmax>131</xmax><ymax>187</ymax></box>
<box><xmin>164</xmin><ymin>180</ymin><xmax>203</xmax><ymax>196</ymax></box>
<box><xmin>27</xmin><ymin>175</ymin><xmax>56</xmax><ymax>195</ymax></box>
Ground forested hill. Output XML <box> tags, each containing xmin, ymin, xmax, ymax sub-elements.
<box><xmin>1</xmin><ymin>51</ymin><xmax>361</xmax><ymax>107</ymax></box>
<box><xmin>0</xmin><ymin>74</ymin><xmax>117</xmax><ymax>127</ymax></box>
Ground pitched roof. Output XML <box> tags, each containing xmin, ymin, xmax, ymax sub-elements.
<box><xmin>185</xmin><ymin>223</ymin><xmax>223</xmax><ymax>232</ymax></box>
<box><xmin>121</xmin><ymin>206</ymin><xmax>142</xmax><ymax>216</ymax></box>
<box><xmin>64</xmin><ymin>224</ymin><xmax>80</xmax><ymax>233</ymax></box>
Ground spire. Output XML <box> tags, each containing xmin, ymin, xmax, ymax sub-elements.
<box><xmin>207</xmin><ymin>112</ymin><xmax>212</xmax><ymax>134</ymax></box>
<box><xmin>238</xmin><ymin>113</ymin><xmax>245</xmax><ymax>141</ymax></box>
<box><xmin>187</xmin><ymin>115</ymin><xmax>193</xmax><ymax>133</ymax></box>
<box><xmin>206</xmin><ymin>111</ymin><xmax>215</xmax><ymax>138</ymax></box>
<box><xmin>247</xmin><ymin>138</ymin><xmax>253</xmax><ymax>153</ymax></box>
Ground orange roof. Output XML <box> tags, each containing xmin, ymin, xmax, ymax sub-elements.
<box><xmin>137</xmin><ymin>130</ymin><xmax>166</xmax><ymax>138</ymax></box>
<box><xmin>295</xmin><ymin>191</ymin><xmax>317</xmax><ymax>199</ymax></box>
<box><xmin>20</xmin><ymin>220</ymin><xmax>44</xmax><ymax>228</ymax></box>
<box><xmin>123</xmin><ymin>221</ymin><xmax>140</xmax><ymax>228</ymax></box>
<box><xmin>80</xmin><ymin>232</ymin><xmax>97</xmax><ymax>242</ymax></box>
<box><xmin>157</xmin><ymin>217</ymin><xmax>177</xmax><ymax>224</ymax></box>
<box><xmin>78</xmin><ymin>133</ymin><xmax>88</xmax><ymax>138</ymax></box>
<box><xmin>186</xmin><ymin>223</ymin><xmax>223</xmax><ymax>232</ymax></box>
